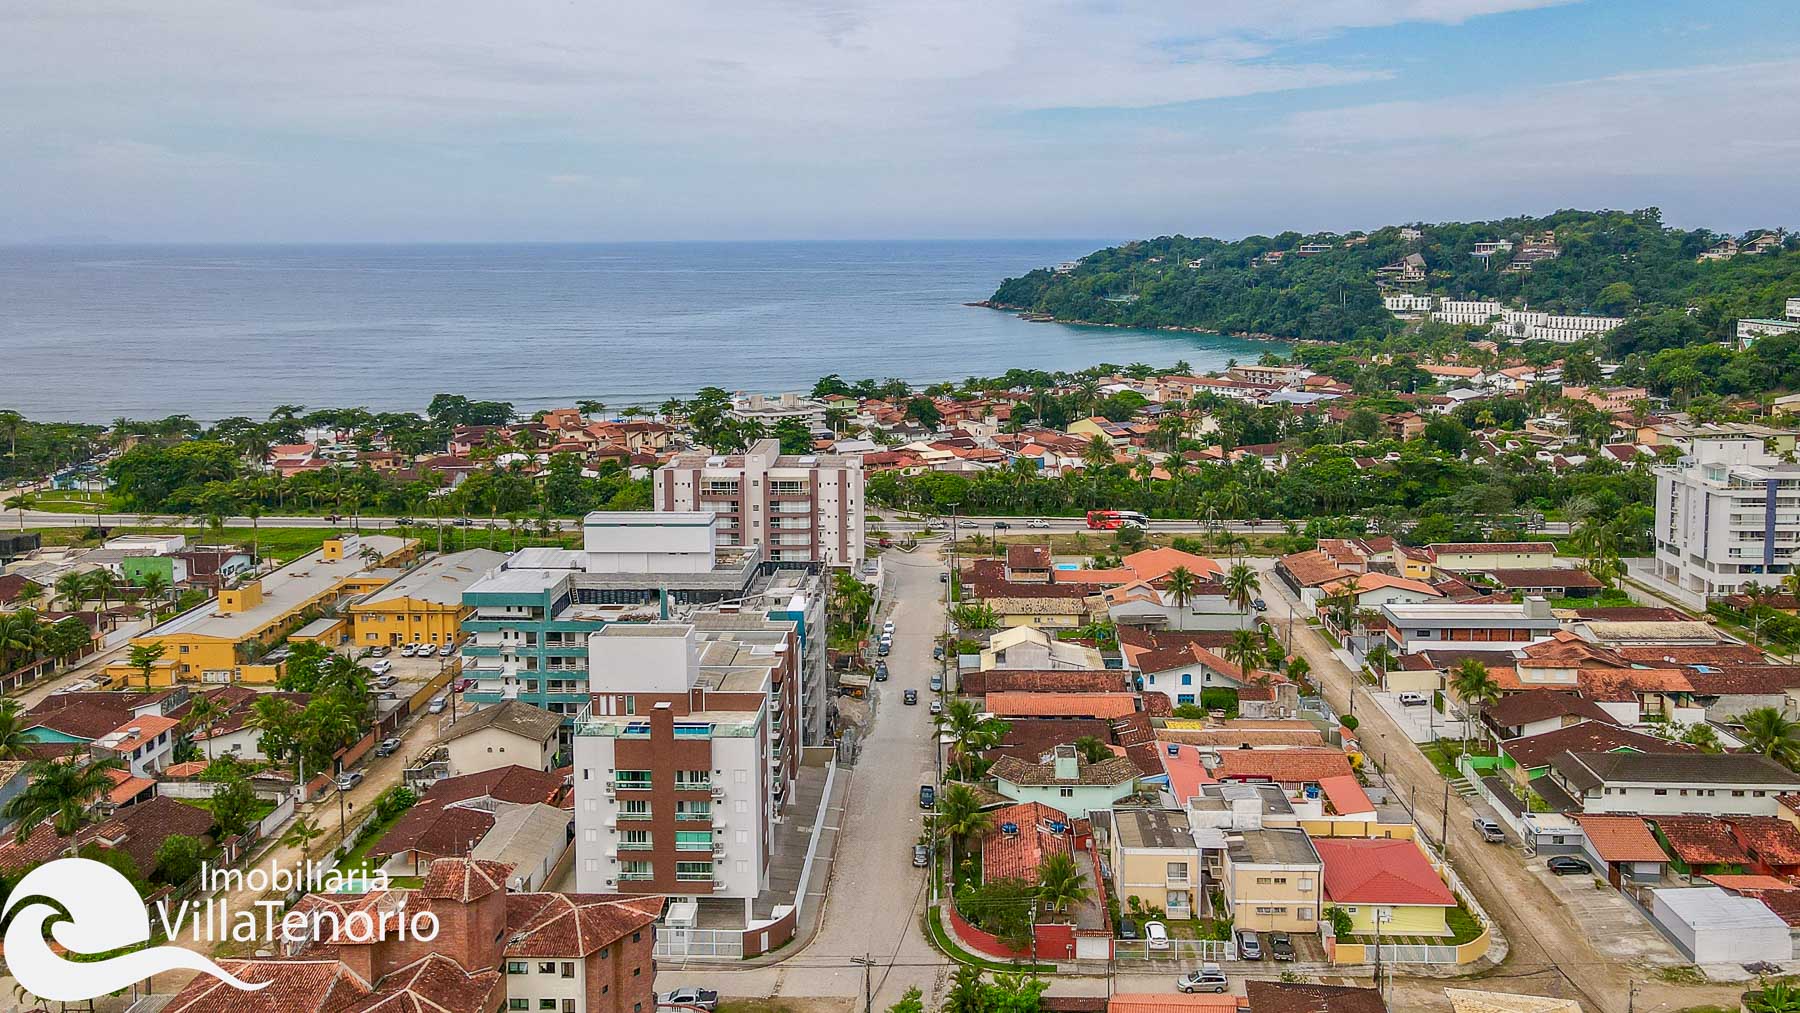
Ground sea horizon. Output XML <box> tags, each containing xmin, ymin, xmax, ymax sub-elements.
<box><xmin>0</xmin><ymin>239</ymin><xmax>1281</xmax><ymax>424</ymax></box>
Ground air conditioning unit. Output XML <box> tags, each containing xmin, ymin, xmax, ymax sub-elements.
<box><xmin>712</xmin><ymin>879</ymin><xmax>726</xmax><ymax>888</ymax></box>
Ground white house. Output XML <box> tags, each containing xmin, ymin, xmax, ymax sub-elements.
<box><xmin>1546</xmin><ymin>752</ymin><xmax>1800</xmax><ymax>816</ymax></box>
<box><xmin>444</xmin><ymin>699</ymin><xmax>563</xmax><ymax>776</ymax></box>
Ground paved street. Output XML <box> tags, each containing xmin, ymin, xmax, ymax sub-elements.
<box><xmin>657</xmin><ymin>547</ymin><xmax>951</xmax><ymax>1007</ymax></box>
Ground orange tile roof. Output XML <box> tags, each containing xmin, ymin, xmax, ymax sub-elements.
<box><xmin>1653</xmin><ymin>816</ymin><xmax>1751</xmax><ymax>865</ymax></box>
<box><xmin>1315</xmin><ymin>838</ymin><xmax>1455</xmax><ymax>906</ymax></box>
<box><xmin>1110</xmin><ymin>995</ymin><xmax>1242</xmax><ymax>1013</ymax></box>
<box><xmin>1730</xmin><ymin>817</ymin><xmax>1800</xmax><ymax>866</ymax></box>
<box><xmin>1317</xmin><ymin>774</ymin><xmax>1374</xmax><ymax>816</ymax></box>
<box><xmin>1320</xmin><ymin>572</ymin><xmax>1441</xmax><ymax>597</ymax></box>
<box><xmin>1121</xmin><ymin>547</ymin><xmax>1224</xmax><ymax>582</ymax></box>
<box><xmin>1574</xmin><ymin>815</ymin><xmax>1668</xmax><ymax>863</ymax></box>
<box><xmin>1212</xmin><ymin>748</ymin><xmax>1353</xmax><ymax>784</ymax></box>
<box><xmin>981</xmin><ymin>801</ymin><xmax>1074</xmax><ymax>883</ymax></box>
<box><xmin>986</xmin><ymin>692</ymin><xmax>1141</xmax><ymax>719</ymax></box>
<box><xmin>102</xmin><ymin>767</ymin><xmax>156</xmax><ymax>805</ymax></box>
<box><xmin>1704</xmin><ymin>874</ymin><xmax>1797</xmax><ymax>893</ymax></box>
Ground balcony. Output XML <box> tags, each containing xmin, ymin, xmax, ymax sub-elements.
<box><xmin>675</xmin><ymin>810</ymin><xmax>711</xmax><ymax>822</ymax></box>
<box><xmin>607</xmin><ymin>779</ymin><xmax>653</xmax><ymax>792</ymax></box>
<box><xmin>618</xmin><ymin>872</ymin><xmax>655</xmax><ymax>882</ymax></box>
<box><xmin>618</xmin><ymin>840</ymin><xmax>653</xmax><ymax>851</ymax></box>
<box><xmin>617</xmin><ymin>809</ymin><xmax>653</xmax><ymax>821</ymax></box>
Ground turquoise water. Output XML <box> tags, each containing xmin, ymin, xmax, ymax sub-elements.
<box><xmin>0</xmin><ymin>241</ymin><xmax>1281</xmax><ymax>422</ymax></box>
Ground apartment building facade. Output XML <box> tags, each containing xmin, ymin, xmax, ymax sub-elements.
<box><xmin>1654</xmin><ymin>429</ymin><xmax>1800</xmax><ymax>601</ymax></box>
<box><xmin>571</xmin><ymin>622</ymin><xmax>798</xmax><ymax>918</ymax></box>
<box><xmin>460</xmin><ymin>512</ymin><xmax>829</xmax><ymax>746</ymax></box>
<box><xmin>1377</xmin><ymin>600</ymin><xmax>1561</xmax><ymax>655</ymax></box>
<box><xmin>655</xmin><ymin>438</ymin><xmax>865</xmax><ymax>565</ymax></box>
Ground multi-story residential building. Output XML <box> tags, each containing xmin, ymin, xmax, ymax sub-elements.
<box><xmin>1376</xmin><ymin>600</ymin><xmax>1561</xmax><ymax>656</ymax></box>
<box><xmin>1390</xmin><ymin>299</ymin><xmax>1623</xmax><ymax>344</ymax></box>
<box><xmin>655</xmin><ymin>438</ymin><xmax>864</xmax><ymax>565</ymax></box>
<box><xmin>460</xmin><ymin>512</ymin><xmax>828</xmax><ymax>746</ymax></box>
<box><xmin>1221</xmin><ymin>828</ymin><xmax>1323</xmax><ymax>933</ymax></box>
<box><xmin>1653</xmin><ymin>428</ymin><xmax>1800</xmax><ymax>602</ymax></box>
<box><xmin>571</xmin><ymin>621</ymin><xmax>798</xmax><ymax>918</ymax></box>
<box><xmin>348</xmin><ymin>547</ymin><xmax>506</xmax><ymax>650</ymax></box>
<box><xmin>1737</xmin><ymin>297</ymin><xmax>1800</xmax><ymax>350</ymax></box>
<box><xmin>730</xmin><ymin>393</ymin><xmax>829</xmax><ymax>430</ymax></box>
<box><xmin>1102</xmin><ymin>807</ymin><xmax>1204</xmax><ymax>920</ymax></box>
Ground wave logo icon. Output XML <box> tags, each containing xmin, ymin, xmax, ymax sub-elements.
<box><xmin>2</xmin><ymin>857</ymin><xmax>270</xmax><ymax>1001</ymax></box>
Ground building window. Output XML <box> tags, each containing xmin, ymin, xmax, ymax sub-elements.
<box><xmin>1181</xmin><ymin>674</ymin><xmax>1192</xmax><ymax>686</ymax></box>
<box><xmin>507</xmin><ymin>962</ymin><xmax>528</xmax><ymax>975</ymax></box>
<box><xmin>541</xmin><ymin>1002</ymin><xmax>557</xmax><ymax>1010</ymax></box>
<box><xmin>539</xmin><ymin>962</ymin><xmax>556</xmax><ymax>975</ymax></box>
<box><xmin>1059</xmin><ymin>787</ymin><xmax>1074</xmax><ymax>798</ymax></box>
<box><xmin>561</xmin><ymin>962</ymin><xmax>575</xmax><ymax>978</ymax></box>
<box><xmin>509</xmin><ymin>1002</ymin><xmax>528</xmax><ymax>1011</ymax></box>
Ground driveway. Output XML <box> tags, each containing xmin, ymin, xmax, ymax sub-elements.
<box><xmin>657</xmin><ymin>547</ymin><xmax>949</xmax><ymax>1007</ymax></box>
<box><xmin>1367</xmin><ymin>689</ymin><xmax>1468</xmax><ymax>743</ymax></box>
<box><xmin>1521</xmin><ymin>860</ymin><xmax>1683</xmax><ymax>967</ymax></box>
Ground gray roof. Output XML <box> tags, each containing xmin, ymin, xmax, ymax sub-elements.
<box><xmin>1114</xmin><ymin>808</ymin><xmax>1194</xmax><ymax>850</ymax></box>
<box><xmin>1550</xmin><ymin>750</ymin><xmax>1800</xmax><ymax>792</ymax></box>
<box><xmin>356</xmin><ymin>548</ymin><xmax>507</xmax><ymax>607</ymax></box>
<box><xmin>442</xmin><ymin>700</ymin><xmax>563</xmax><ymax>745</ymax></box>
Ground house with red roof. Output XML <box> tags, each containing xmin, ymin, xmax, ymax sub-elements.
<box><xmin>1314</xmin><ymin>838</ymin><xmax>1458</xmax><ymax>936</ymax></box>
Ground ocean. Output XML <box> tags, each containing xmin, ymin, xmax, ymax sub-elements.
<box><xmin>0</xmin><ymin>241</ymin><xmax>1279</xmax><ymax>423</ymax></box>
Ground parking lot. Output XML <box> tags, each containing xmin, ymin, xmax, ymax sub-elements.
<box><xmin>1521</xmin><ymin>857</ymin><xmax>1684</xmax><ymax>966</ymax></box>
<box><xmin>1366</xmin><ymin>689</ymin><xmax>1469</xmax><ymax>743</ymax></box>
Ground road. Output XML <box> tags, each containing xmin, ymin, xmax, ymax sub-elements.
<box><xmin>1251</xmin><ymin>558</ymin><xmax>1741</xmax><ymax>1013</ymax></box>
<box><xmin>657</xmin><ymin>547</ymin><xmax>951</xmax><ymax>1007</ymax></box>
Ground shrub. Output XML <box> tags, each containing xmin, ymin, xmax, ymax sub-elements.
<box><xmin>1340</xmin><ymin>715</ymin><xmax>1360</xmax><ymax>731</ymax></box>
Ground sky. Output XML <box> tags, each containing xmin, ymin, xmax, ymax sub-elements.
<box><xmin>2</xmin><ymin>0</ymin><xmax>1797</xmax><ymax>242</ymax></box>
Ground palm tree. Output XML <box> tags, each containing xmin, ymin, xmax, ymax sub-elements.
<box><xmin>248</xmin><ymin>695</ymin><xmax>302</xmax><ymax>769</ymax></box>
<box><xmin>3</xmin><ymin>755</ymin><xmax>128</xmax><ymax>851</ymax></box>
<box><xmin>1082</xmin><ymin>435</ymin><xmax>1113</xmax><ymax>472</ymax></box>
<box><xmin>1035</xmin><ymin>851</ymin><xmax>1094</xmax><ymax>913</ymax></box>
<box><xmin>1072</xmin><ymin>736</ymin><xmax>1111</xmax><ymax>764</ymax></box>
<box><xmin>935</xmin><ymin>699</ymin><xmax>1009</xmax><ymax>779</ymax></box>
<box><xmin>1164</xmin><ymin>566</ymin><xmax>1197</xmax><ymax>614</ymax></box>
<box><xmin>934</xmin><ymin>783</ymin><xmax>994</xmax><ymax>870</ymax></box>
<box><xmin>184</xmin><ymin>692</ymin><xmax>226</xmax><ymax>760</ymax></box>
<box><xmin>126</xmin><ymin>641</ymin><xmax>167</xmax><ymax>689</ymax></box>
<box><xmin>0</xmin><ymin>610</ymin><xmax>43</xmax><ymax>673</ymax></box>
<box><xmin>53</xmin><ymin>571</ymin><xmax>89</xmax><ymax>612</ymax></box>
<box><xmin>136</xmin><ymin>570</ymin><xmax>170</xmax><ymax>618</ymax></box>
<box><xmin>1286</xmin><ymin>655</ymin><xmax>1312</xmax><ymax>691</ymax></box>
<box><xmin>1227</xmin><ymin>628</ymin><xmax>1264</xmax><ymax>683</ymax></box>
<box><xmin>1736</xmin><ymin>707</ymin><xmax>1800</xmax><ymax>769</ymax></box>
<box><xmin>1223</xmin><ymin>563</ymin><xmax>1260</xmax><ymax>619</ymax></box>
<box><xmin>280</xmin><ymin>814</ymin><xmax>325</xmax><ymax>853</ymax></box>
<box><xmin>1449</xmin><ymin>658</ymin><xmax>1501</xmax><ymax>753</ymax></box>
<box><xmin>1364</xmin><ymin>644</ymin><xmax>1400</xmax><ymax>690</ymax></box>
<box><xmin>0</xmin><ymin>698</ymin><xmax>34</xmax><ymax>760</ymax></box>
<box><xmin>3</xmin><ymin>492</ymin><xmax>34</xmax><ymax>531</ymax></box>
<box><xmin>15</xmin><ymin>580</ymin><xmax>45</xmax><ymax>611</ymax></box>
<box><xmin>85</xmin><ymin>569</ymin><xmax>118</xmax><ymax>613</ymax></box>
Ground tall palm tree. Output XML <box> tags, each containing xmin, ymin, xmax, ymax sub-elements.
<box><xmin>85</xmin><ymin>569</ymin><xmax>118</xmax><ymax>613</ymax></box>
<box><xmin>3</xmin><ymin>492</ymin><xmax>34</xmax><ymax>531</ymax></box>
<box><xmin>1735</xmin><ymin>707</ymin><xmax>1800</xmax><ymax>770</ymax></box>
<box><xmin>248</xmin><ymin>695</ymin><xmax>302</xmax><ymax>769</ymax></box>
<box><xmin>0</xmin><ymin>697</ymin><xmax>34</xmax><ymax>760</ymax></box>
<box><xmin>935</xmin><ymin>699</ymin><xmax>1009</xmax><ymax>779</ymax></box>
<box><xmin>280</xmin><ymin>814</ymin><xmax>325</xmax><ymax>853</ymax></box>
<box><xmin>1449</xmin><ymin>658</ymin><xmax>1500</xmax><ymax>753</ymax></box>
<box><xmin>934</xmin><ymin>783</ymin><xmax>994</xmax><ymax>870</ymax></box>
<box><xmin>136</xmin><ymin>570</ymin><xmax>170</xmax><ymax>618</ymax></box>
<box><xmin>1164</xmin><ymin>566</ymin><xmax>1197</xmax><ymax>614</ymax></box>
<box><xmin>1035</xmin><ymin>851</ymin><xmax>1093</xmax><ymax>913</ymax></box>
<box><xmin>1227</xmin><ymin>628</ymin><xmax>1265</xmax><ymax>684</ymax></box>
<box><xmin>1223</xmin><ymin>563</ymin><xmax>1261</xmax><ymax>619</ymax></box>
<box><xmin>0</xmin><ymin>609</ymin><xmax>42</xmax><ymax>673</ymax></box>
<box><xmin>3</xmin><ymin>755</ymin><xmax>128</xmax><ymax>851</ymax></box>
<box><xmin>1286</xmin><ymin>655</ymin><xmax>1312</xmax><ymax>691</ymax></box>
<box><xmin>184</xmin><ymin>692</ymin><xmax>226</xmax><ymax>760</ymax></box>
<box><xmin>53</xmin><ymin>571</ymin><xmax>89</xmax><ymax>612</ymax></box>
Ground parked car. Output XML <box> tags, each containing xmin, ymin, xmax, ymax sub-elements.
<box><xmin>992</xmin><ymin>520</ymin><xmax>1010</xmax><ymax>529</ymax></box>
<box><xmin>903</xmin><ymin>689</ymin><xmax>918</xmax><ymax>705</ymax></box>
<box><xmin>452</xmin><ymin>677</ymin><xmax>474</xmax><ymax>692</ymax></box>
<box><xmin>1398</xmin><ymin>692</ymin><xmax>1429</xmax><ymax>707</ymax></box>
<box><xmin>399</xmin><ymin>644</ymin><xmax>417</xmax><ymax>657</ymax></box>
<box><xmin>1251</xmin><ymin>598</ymin><xmax>1267</xmax><ymax>612</ymax></box>
<box><xmin>1547</xmin><ymin>856</ymin><xmax>1593</xmax><ymax>876</ymax></box>
<box><xmin>373</xmin><ymin>674</ymin><xmax>398</xmax><ymax>689</ymax></box>
<box><xmin>1145</xmin><ymin>921</ymin><xmax>1170</xmax><ymax>950</ymax></box>
<box><xmin>929</xmin><ymin>675</ymin><xmax>942</xmax><ymax>691</ymax></box>
<box><xmin>334</xmin><ymin>772</ymin><xmax>364</xmax><ymax>791</ymax></box>
<box><xmin>657</xmin><ymin>989</ymin><xmax>719</xmax><ymax>1012</ymax></box>
<box><xmin>1175</xmin><ymin>971</ymin><xmax>1229</xmax><ymax>994</ymax></box>
<box><xmin>428</xmin><ymin>694</ymin><xmax>449</xmax><ymax>714</ymax></box>
<box><xmin>878</xmin><ymin>537</ymin><xmax>892</xmax><ymax>548</ymax></box>
<box><xmin>1117</xmin><ymin>918</ymin><xmax>1139</xmax><ymax>940</ymax></box>
<box><xmin>367</xmin><ymin>645</ymin><xmax>391</xmax><ymax>658</ymax></box>
<box><xmin>958</xmin><ymin>519</ymin><xmax>977</xmax><ymax>528</ymax></box>
<box><xmin>913</xmin><ymin>844</ymin><xmax>930</xmax><ymax>868</ymax></box>
<box><xmin>929</xmin><ymin>699</ymin><xmax>942</xmax><ymax>715</ymax></box>
<box><xmin>875</xmin><ymin>661</ymin><xmax>889</xmax><ymax>681</ymax></box>
<box><xmin>883</xmin><ymin>620</ymin><xmax>895</xmax><ymax>635</ymax></box>
<box><xmin>1473</xmin><ymin>817</ymin><xmax>1506</xmax><ymax>843</ymax></box>
<box><xmin>919</xmin><ymin>785</ymin><xmax>935</xmax><ymax>809</ymax></box>
<box><xmin>1236</xmin><ymin>929</ymin><xmax>1262</xmax><ymax>960</ymax></box>
<box><xmin>368</xmin><ymin>660</ymin><xmax>393</xmax><ymax>676</ymax></box>
<box><xmin>877</xmin><ymin>642</ymin><xmax>890</xmax><ymax>657</ymax></box>
<box><xmin>1268</xmin><ymin>932</ymin><xmax>1295</xmax><ymax>961</ymax></box>
<box><xmin>1026</xmin><ymin>518</ymin><xmax>1050</xmax><ymax>528</ymax></box>
<box><xmin>375</xmin><ymin>737</ymin><xmax>402</xmax><ymax>757</ymax></box>
<box><xmin>933</xmin><ymin>644</ymin><xmax>944</xmax><ymax>660</ymax></box>
<box><xmin>437</xmin><ymin>643</ymin><xmax>454</xmax><ymax>656</ymax></box>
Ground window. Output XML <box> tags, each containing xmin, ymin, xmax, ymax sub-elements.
<box><xmin>676</xmin><ymin>862</ymin><xmax>713</xmax><ymax>881</ymax></box>
<box><xmin>615</xmin><ymin>770</ymin><xmax>652</xmax><ymax>787</ymax></box>
<box><xmin>561</xmin><ymin>963</ymin><xmax>574</xmax><ymax>978</ymax></box>
<box><xmin>1181</xmin><ymin>674</ymin><xmax>1192</xmax><ymax>686</ymax></box>
<box><xmin>1653</xmin><ymin>789</ymin><xmax>1668</xmax><ymax>796</ymax></box>
<box><xmin>1166</xmin><ymin>862</ymin><xmax>1188</xmax><ymax>881</ymax></box>
<box><xmin>539</xmin><ymin>962</ymin><xmax>557</xmax><ymax>975</ymax></box>
<box><xmin>509</xmin><ymin>1002</ymin><xmax>528</xmax><ymax>1011</ymax></box>
<box><xmin>541</xmin><ymin>1001</ymin><xmax>558</xmax><ymax>1010</ymax></box>
<box><xmin>507</xmin><ymin>962</ymin><xmax>528</xmax><ymax>975</ymax></box>
<box><xmin>1059</xmin><ymin>787</ymin><xmax>1074</xmax><ymax>798</ymax></box>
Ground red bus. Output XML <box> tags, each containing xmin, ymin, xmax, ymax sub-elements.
<box><xmin>1086</xmin><ymin>509</ymin><xmax>1148</xmax><ymax>530</ymax></box>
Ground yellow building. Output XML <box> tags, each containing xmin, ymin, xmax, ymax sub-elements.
<box><xmin>347</xmin><ymin>548</ymin><xmax>506</xmax><ymax>648</ymax></box>
<box><xmin>107</xmin><ymin>533</ymin><xmax>415</xmax><ymax>687</ymax></box>
<box><xmin>1314</xmin><ymin>838</ymin><xmax>1456</xmax><ymax>937</ymax></box>
<box><xmin>1104</xmin><ymin>808</ymin><xmax>1204</xmax><ymax>919</ymax></box>
<box><xmin>1221</xmin><ymin>828</ymin><xmax>1323</xmax><ymax>933</ymax></box>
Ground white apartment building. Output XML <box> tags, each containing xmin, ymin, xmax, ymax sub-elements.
<box><xmin>1547</xmin><ymin>752</ymin><xmax>1800</xmax><ymax>817</ymax></box>
<box><xmin>656</xmin><ymin>438</ymin><xmax>864</xmax><ymax>565</ymax></box>
<box><xmin>572</xmin><ymin>622</ymin><xmax>797</xmax><ymax>918</ymax></box>
<box><xmin>1389</xmin><ymin>298</ymin><xmax>1623</xmax><ymax>345</ymax></box>
<box><xmin>730</xmin><ymin>393</ymin><xmax>829</xmax><ymax>429</ymax></box>
<box><xmin>1736</xmin><ymin>297</ymin><xmax>1800</xmax><ymax>350</ymax></box>
<box><xmin>1653</xmin><ymin>429</ymin><xmax>1800</xmax><ymax>600</ymax></box>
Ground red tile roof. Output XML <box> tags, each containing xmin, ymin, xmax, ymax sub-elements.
<box><xmin>1653</xmin><ymin>816</ymin><xmax>1751</xmax><ymax>865</ymax></box>
<box><xmin>503</xmin><ymin>892</ymin><xmax>664</xmax><ymax>958</ymax></box>
<box><xmin>1615</xmin><ymin>645</ymin><xmax>1767</xmax><ymax>666</ymax></box>
<box><xmin>981</xmin><ymin>802</ymin><xmax>1073</xmax><ymax>884</ymax></box>
<box><xmin>1730</xmin><ymin>817</ymin><xmax>1800</xmax><ymax>866</ymax></box>
<box><xmin>987</xmin><ymin>692</ymin><xmax>1140</xmax><ymax>719</ymax></box>
<box><xmin>1757</xmin><ymin>889</ymin><xmax>1800</xmax><ymax>926</ymax></box>
<box><xmin>0</xmin><ymin>794</ymin><xmax>213</xmax><ymax>874</ymax></box>
<box><xmin>1212</xmin><ymin>748</ymin><xmax>1353</xmax><ymax>784</ymax></box>
<box><xmin>165</xmin><ymin>959</ymin><xmax>373</xmax><ymax>1013</ymax></box>
<box><xmin>1498</xmin><ymin>721</ymin><xmax>1688</xmax><ymax>770</ymax></box>
<box><xmin>419</xmin><ymin>857</ymin><xmax>511</xmax><ymax>902</ymax></box>
<box><xmin>1704</xmin><ymin>873</ymin><xmax>1797</xmax><ymax>893</ymax></box>
<box><xmin>1315</xmin><ymin>838</ymin><xmax>1454</xmax><ymax>907</ymax></box>
<box><xmin>960</xmin><ymin>669</ymin><xmax>1128</xmax><ymax>696</ymax></box>
<box><xmin>1575</xmin><ymin>815</ymin><xmax>1668</xmax><ymax>863</ymax></box>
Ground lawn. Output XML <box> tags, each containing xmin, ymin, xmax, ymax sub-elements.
<box><xmin>924</xmin><ymin>907</ymin><xmax>1055</xmax><ymax>973</ymax></box>
<box><xmin>1418</xmin><ymin>740</ymin><xmax>1480</xmax><ymax>781</ymax></box>
<box><xmin>177</xmin><ymin>795</ymin><xmax>279</xmax><ymax>827</ymax></box>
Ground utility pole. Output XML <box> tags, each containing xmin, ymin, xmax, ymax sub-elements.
<box><xmin>852</xmin><ymin>954</ymin><xmax>875</xmax><ymax>1013</ymax></box>
<box><xmin>1441</xmin><ymin>780</ymin><xmax>1451</xmax><ymax>859</ymax></box>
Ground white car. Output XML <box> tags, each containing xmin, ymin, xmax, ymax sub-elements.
<box><xmin>1026</xmin><ymin>519</ymin><xmax>1050</xmax><ymax>528</ymax></box>
<box><xmin>438</xmin><ymin>643</ymin><xmax>454</xmax><ymax>657</ymax></box>
<box><xmin>1145</xmin><ymin>920</ymin><xmax>1170</xmax><ymax>949</ymax></box>
<box><xmin>368</xmin><ymin>660</ymin><xmax>393</xmax><ymax>676</ymax></box>
<box><xmin>883</xmin><ymin>620</ymin><xmax>895</xmax><ymax>635</ymax></box>
<box><xmin>1398</xmin><ymin>692</ymin><xmax>1429</xmax><ymax>707</ymax></box>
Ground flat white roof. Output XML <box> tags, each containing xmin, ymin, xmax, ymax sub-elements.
<box><xmin>583</xmin><ymin>511</ymin><xmax>714</xmax><ymax>527</ymax></box>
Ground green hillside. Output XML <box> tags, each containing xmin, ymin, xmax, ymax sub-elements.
<box><xmin>988</xmin><ymin>208</ymin><xmax>1798</xmax><ymax>346</ymax></box>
